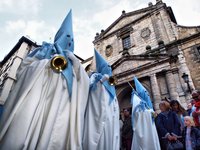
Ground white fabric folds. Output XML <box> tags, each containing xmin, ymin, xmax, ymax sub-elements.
<box><xmin>131</xmin><ymin>93</ymin><xmax>161</xmax><ymax>150</ymax></box>
<box><xmin>0</xmin><ymin>53</ymin><xmax>89</xmax><ymax>150</ymax></box>
<box><xmin>83</xmin><ymin>73</ymin><xmax>120</xmax><ymax>150</ymax></box>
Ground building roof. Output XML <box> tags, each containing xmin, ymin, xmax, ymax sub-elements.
<box><xmin>0</xmin><ymin>36</ymin><xmax>38</xmax><ymax>66</ymax></box>
<box><xmin>0</xmin><ymin>36</ymin><xmax>85</xmax><ymax>67</ymax></box>
<box><xmin>93</xmin><ymin>1</ymin><xmax>176</xmax><ymax>44</ymax></box>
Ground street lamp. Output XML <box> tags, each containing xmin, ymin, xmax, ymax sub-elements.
<box><xmin>182</xmin><ymin>73</ymin><xmax>192</xmax><ymax>93</ymax></box>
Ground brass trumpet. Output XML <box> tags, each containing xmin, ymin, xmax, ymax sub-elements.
<box><xmin>50</xmin><ymin>55</ymin><xmax>68</xmax><ymax>73</ymax></box>
<box><xmin>108</xmin><ymin>76</ymin><xmax>118</xmax><ymax>86</ymax></box>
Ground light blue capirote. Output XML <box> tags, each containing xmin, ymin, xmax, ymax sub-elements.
<box><xmin>83</xmin><ymin>49</ymin><xmax>120</xmax><ymax>150</ymax></box>
<box><xmin>131</xmin><ymin>77</ymin><xmax>160</xmax><ymax>150</ymax></box>
<box><xmin>28</xmin><ymin>10</ymin><xmax>74</xmax><ymax>96</ymax></box>
<box><xmin>93</xmin><ymin>49</ymin><xmax>116</xmax><ymax>104</ymax></box>
<box><xmin>131</xmin><ymin>90</ymin><xmax>150</xmax><ymax>127</ymax></box>
<box><xmin>54</xmin><ymin>9</ymin><xmax>74</xmax><ymax>52</ymax></box>
<box><xmin>133</xmin><ymin>76</ymin><xmax>153</xmax><ymax>109</ymax></box>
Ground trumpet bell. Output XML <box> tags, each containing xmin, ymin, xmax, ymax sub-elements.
<box><xmin>108</xmin><ymin>76</ymin><xmax>117</xmax><ymax>86</ymax></box>
<box><xmin>50</xmin><ymin>56</ymin><xmax>68</xmax><ymax>73</ymax></box>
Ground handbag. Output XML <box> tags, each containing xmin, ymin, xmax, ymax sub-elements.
<box><xmin>166</xmin><ymin>140</ymin><xmax>184</xmax><ymax>150</ymax></box>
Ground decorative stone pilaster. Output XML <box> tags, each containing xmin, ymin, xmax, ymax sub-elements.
<box><xmin>150</xmin><ymin>74</ymin><xmax>161</xmax><ymax>111</ymax></box>
<box><xmin>177</xmin><ymin>48</ymin><xmax>195</xmax><ymax>100</ymax></box>
<box><xmin>165</xmin><ymin>70</ymin><xmax>179</xmax><ymax>101</ymax></box>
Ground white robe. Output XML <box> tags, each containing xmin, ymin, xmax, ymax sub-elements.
<box><xmin>83</xmin><ymin>74</ymin><xmax>120</xmax><ymax>150</ymax></box>
<box><xmin>0</xmin><ymin>53</ymin><xmax>89</xmax><ymax>150</ymax></box>
<box><xmin>131</xmin><ymin>94</ymin><xmax>160</xmax><ymax>150</ymax></box>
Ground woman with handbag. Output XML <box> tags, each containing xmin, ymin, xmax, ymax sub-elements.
<box><xmin>156</xmin><ymin>101</ymin><xmax>182</xmax><ymax>150</ymax></box>
<box><xmin>182</xmin><ymin>116</ymin><xmax>200</xmax><ymax>150</ymax></box>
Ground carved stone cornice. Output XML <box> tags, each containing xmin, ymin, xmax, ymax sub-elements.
<box><xmin>113</xmin><ymin>57</ymin><xmax>170</xmax><ymax>79</ymax></box>
<box><xmin>116</xmin><ymin>26</ymin><xmax>133</xmax><ymax>38</ymax></box>
<box><xmin>112</xmin><ymin>53</ymin><xmax>168</xmax><ymax>70</ymax></box>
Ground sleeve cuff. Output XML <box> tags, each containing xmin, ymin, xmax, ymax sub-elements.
<box><xmin>165</xmin><ymin>133</ymin><xmax>170</xmax><ymax>138</ymax></box>
<box><xmin>171</xmin><ymin>133</ymin><xmax>178</xmax><ymax>137</ymax></box>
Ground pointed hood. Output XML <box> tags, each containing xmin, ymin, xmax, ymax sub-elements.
<box><xmin>95</xmin><ymin>49</ymin><xmax>112</xmax><ymax>76</ymax></box>
<box><xmin>28</xmin><ymin>9</ymin><xmax>74</xmax><ymax>97</ymax></box>
<box><xmin>133</xmin><ymin>76</ymin><xmax>153</xmax><ymax>109</ymax></box>
<box><xmin>94</xmin><ymin>49</ymin><xmax>116</xmax><ymax>103</ymax></box>
<box><xmin>54</xmin><ymin>9</ymin><xmax>74</xmax><ymax>52</ymax></box>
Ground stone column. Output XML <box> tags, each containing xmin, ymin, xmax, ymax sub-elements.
<box><xmin>165</xmin><ymin>70</ymin><xmax>179</xmax><ymax>101</ymax></box>
<box><xmin>150</xmin><ymin>74</ymin><xmax>161</xmax><ymax>111</ymax></box>
<box><xmin>177</xmin><ymin>48</ymin><xmax>194</xmax><ymax>100</ymax></box>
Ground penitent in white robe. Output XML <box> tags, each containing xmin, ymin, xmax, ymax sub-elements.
<box><xmin>83</xmin><ymin>74</ymin><xmax>120</xmax><ymax>150</ymax></box>
<box><xmin>0</xmin><ymin>52</ymin><xmax>89</xmax><ymax>150</ymax></box>
<box><xmin>131</xmin><ymin>93</ymin><xmax>160</xmax><ymax>150</ymax></box>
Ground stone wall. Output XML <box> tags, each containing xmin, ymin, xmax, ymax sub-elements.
<box><xmin>94</xmin><ymin>4</ymin><xmax>178</xmax><ymax>66</ymax></box>
<box><xmin>91</xmin><ymin>1</ymin><xmax>200</xmax><ymax>110</ymax></box>
<box><xmin>180</xmin><ymin>36</ymin><xmax>200</xmax><ymax>90</ymax></box>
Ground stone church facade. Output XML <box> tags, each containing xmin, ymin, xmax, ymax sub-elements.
<box><xmin>0</xmin><ymin>0</ymin><xmax>200</xmax><ymax>112</ymax></box>
<box><xmin>88</xmin><ymin>0</ymin><xmax>200</xmax><ymax>111</ymax></box>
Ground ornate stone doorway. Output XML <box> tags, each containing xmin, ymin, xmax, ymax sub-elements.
<box><xmin>116</xmin><ymin>77</ymin><xmax>153</xmax><ymax>110</ymax></box>
<box><xmin>116</xmin><ymin>84</ymin><xmax>132</xmax><ymax>111</ymax></box>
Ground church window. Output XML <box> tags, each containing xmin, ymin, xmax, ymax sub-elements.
<box><xmin>193</xmin><ymin>45</ymin><xmax>200</xmax><ymax>61</ymax></box>
<box><xmin>105</xmin><ymin>45</ymin><xmax>113</xmax><ymax>57</ymax></box>
<box><xmin>122</xmin><ymin>35</ymin><xmax>131</xmax><ymax>49</ymax></box>
<box><xmin>197</xmin><ymin>46</ymin><xmax>200</xmax><ymax>54</ymax></box>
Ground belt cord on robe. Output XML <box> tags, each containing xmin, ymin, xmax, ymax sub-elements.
<box><xmin>90</xmin><ymin>73</ymin><xmax>116</xmax><ymax>104</ymax></box>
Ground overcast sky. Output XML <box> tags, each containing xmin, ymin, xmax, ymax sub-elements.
<box><xmin>0</xmin><ymin>0</ymin><xmax>200</xmax><ymax>61</ymax></box>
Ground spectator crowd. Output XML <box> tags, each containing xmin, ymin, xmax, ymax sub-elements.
<box><xmin>120</xmin><ymin>90</ymin><xmax>200</xmax><ymax>150</ymax></box>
